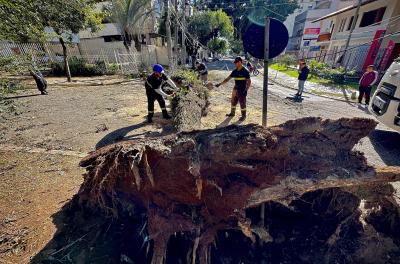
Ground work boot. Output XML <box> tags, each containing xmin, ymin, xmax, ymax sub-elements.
<box><xmin>162</xmin><ymin>110</ymin><xmax>172</xmax><ymax>119</ymax></box>
<box><xmin>41</xmin><ymin>90</ymin><xmax>48</xmax><ymax>95</ymax></box>
<box><xmin>239</xmin><ymin>111</ymin><xmax>246</xmax><ymax>121</ymax></box>
<box><xmin>147</xmin><ymin>113</ymin><xmax>153</xmax><ymax>123</ymax></box>
<box><xmin>226</xmin><ymin>107</ymin><xmax>236</xmax><ymax>117</ymax></box>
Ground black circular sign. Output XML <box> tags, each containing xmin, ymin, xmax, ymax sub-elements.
<box><xmin>243</xmin><ymin>18</ymin><xmax>289</xmax><ymax>60</ymax></box>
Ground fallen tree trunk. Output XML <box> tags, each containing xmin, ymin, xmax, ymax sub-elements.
<box><xmin>76</xmin><ymin>117</ymin><xmax>400</xmax><ymax>263</ymax></box>
<box><xmin>170</xmin><ymin>77</ymin><xmax>210</xmax><ymax>132</ymax></box>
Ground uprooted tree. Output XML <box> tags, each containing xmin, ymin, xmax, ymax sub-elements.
<box><xmin>70</xmin><ymin>117</ymin><xmax>400</xmax><ymax>264</ymax></box>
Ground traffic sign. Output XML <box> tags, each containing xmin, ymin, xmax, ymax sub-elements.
<box><xmin>243</xmin><ymin>18</ymin><xmax>289</xmax><ymax>60</ymax></box>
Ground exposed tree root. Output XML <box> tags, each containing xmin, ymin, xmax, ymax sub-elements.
<box><xmin>75</xmin><ymin>117</ymin><xmax>400</xmax><ymax>263</ymax></box>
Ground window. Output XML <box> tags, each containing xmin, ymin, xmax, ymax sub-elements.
<box><xmin>338</xmin><ymin>18</ymin><xmax>347</xmax><ymax>32</ymax></box>
<box><xmin>347</xmin><ymin>16</ymin><xmax>354</xmax><ymax>31</ymax></box>
<box><xmin>359</xmin><ymin>7</ymin><xmax>386</xmax><ymax>27</ymax></box>
<box><xmin>104</xmin><ymin>35</ymin><xmax>122</xmax><ymax>42</ymax></box>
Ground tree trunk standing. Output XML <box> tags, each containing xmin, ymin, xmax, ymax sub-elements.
<box><xmin>174</xmin><ymin>0</ymin><xmax>179</xmax><ymax>66</ymax></box>
<box><xmin>164</xmin><ymin>0</ymin><xmax>174</xmax><ymax>71</ymax></box>
<box><xmin>133</xmin><ymin>35</ymin><xmax>141</xmax><ymax>52</ymax></box>
<box><xmin>181</xmin><ymin>0</ymin><xmax>187</xmax><ymax>65</ymax></box>
<box><xmin>122</xmin><ymin>30</ymin><xmax>131</xmax><ymax>52</ymax></box>
<box><xmin>59</xmin><ymin>37</ymin><xmax>71</xmax><ymax>82</ymax></box>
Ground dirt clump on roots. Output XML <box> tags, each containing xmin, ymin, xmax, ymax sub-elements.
<box><xmin>33</xmin><ymin>117</ymin><xmax>400</xmax><ymax>264</ymax></box>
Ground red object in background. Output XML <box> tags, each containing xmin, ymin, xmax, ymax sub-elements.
<box><xmin>363</xmin><ymin>30</ymin><xmax>385</xmax><ymax>70</ymax></box>
<box><xmin>304</xmin><ymin>28</ymin><xmax>321</xmax><ymax>35</ymax></box>
<box><xmin>379</xmin><ymin>40</ymin><xmax>395</xmax><ymax>71</ymax></box>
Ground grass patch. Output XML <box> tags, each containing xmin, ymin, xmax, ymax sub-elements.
<box><xmin>270</xmin><ymin>63</ymin><xmax>364</xmax><ymax>92</ymax></box>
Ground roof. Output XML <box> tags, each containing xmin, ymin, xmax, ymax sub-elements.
<box><xmin>311</xmin><ymin>0</ymin><xmax>378</xmax><ymax>23</ymax></box>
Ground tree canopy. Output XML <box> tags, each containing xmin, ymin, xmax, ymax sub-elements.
<box><xmin>0</xmin><ymin>0</ymin><xmax>103</xmax><ymax>42</ymax></box>
<box><xmin>111</xmin><ymin>0</ymin><xmax>154</xmax><ymax>51</ymax></box>
<box><xmin>196</xmin><ymin>0</ymin><xmax>299</xmax><ymax>37</ymax></box>
<box><xmin>186</xmin><ymin>9</ymin><xmax>234</xmax><ymax>55</ymax></box>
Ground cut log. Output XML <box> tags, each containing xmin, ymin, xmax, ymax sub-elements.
<box><xmin>77</xmin><ymin>117</ymin><xmax>400</xmax><ymax>263</ymax></box>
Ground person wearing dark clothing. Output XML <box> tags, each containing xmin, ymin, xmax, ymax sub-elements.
<box><xmin>195</xmin><ymin>61</ymin><xmax>208</xmax><ymax>83</ymax></box>
<box><xmin>145</xmin><ymin>64</ymin><xmax>177</xmax><ymax>123</ymax></box>
<box><xmin>29</xmin><ymin>69</ymin><xmax>48</xmax><ymax>95</ymax></box>
<box><xmin>296</xmin><ymin>59</ymin><xmax>309</xmax><ymax>97</ymax></box>
<box><xmin>216</xmin><ymin>57</ymin><xmax>251</xmax><ymax>121</ymax></box>
<box><xmin>358</xmin><ymin>65</ymin><xmax>378</xmax><ymax>105</ymax></box>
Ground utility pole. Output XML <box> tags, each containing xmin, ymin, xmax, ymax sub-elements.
<box><xmin>181</xmin><ymin>0</ymin><xmax>187</xmax><ymax>65</ymax></box>
<box><xmin>174</xmin><ymin>0</ymin><xmax>179</xmax><ymax>67</ymax></box>
<box><xmin>164</xmin><ymin>0</ymin><xmax>174</xmax><ymax>71</ymax></box>
<box><xmin>262</xmin><ymin>17</ymin><xmax>270</xmax><ymax>127</ymax></box>
<box><xmin>342</xmin><ymin>0</ymin><xmax>362</xmax><ymax>71</ymax></box>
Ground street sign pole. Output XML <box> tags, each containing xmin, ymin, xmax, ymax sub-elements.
<box><xmin>262</xmin><ymin>17</ymin><xmax>270</xmax><ymax>127</ymax></box>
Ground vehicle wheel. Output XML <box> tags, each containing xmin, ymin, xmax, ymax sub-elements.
<box><xmin>253</xmin><ymin>69</ymin><xmax>260</xmax><ymax>76</ymax></box>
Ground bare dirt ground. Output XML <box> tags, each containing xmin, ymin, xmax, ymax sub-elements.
<box><xmin>0</xmin><ymin>69</ymin><xmax>399</xmax><ymax>263</ymax></box>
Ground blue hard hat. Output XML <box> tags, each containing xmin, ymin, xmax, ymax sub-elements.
<box><xmin>153</xmin><ymin>64</ymin><xmax>164</xmax><ymax>73</ymax></box>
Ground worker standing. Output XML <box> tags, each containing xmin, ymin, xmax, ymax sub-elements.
<box><xmin>216</xmin><ymin>57</ymin><xmax>251</xmax><ymax>121</ymax></box>
<box><xmin>145</xmin><ymin>64</ymin><xmax>178</xmax><ymax>123</ymax></box>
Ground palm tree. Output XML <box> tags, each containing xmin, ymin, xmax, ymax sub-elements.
<box><xmin>111</xmin><ymin>0</ymin><xmax>154</xmax><ymax>52</ymax></box>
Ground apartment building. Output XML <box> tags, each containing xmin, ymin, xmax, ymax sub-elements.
<box><xmin>287</xmin><ymin>0</ymin><xmax>355</xmax><ymax>54</ymax></box>
<box><xmin>313</xmin><ymin>0</ymin><xmax>400</xmax><ymax>72</ymax></box>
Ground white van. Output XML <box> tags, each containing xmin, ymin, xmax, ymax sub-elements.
<box><xmin>369</xmin><ymin>59</ymin><xmax>400</xmax><ymax>132</ymax></box>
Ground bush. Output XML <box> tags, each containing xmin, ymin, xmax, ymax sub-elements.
<box><xmin>107</xmin><ymin>63</ymin><xmax>118</xmax><ymax>75</ymax></box>
<box><xmin>308</xmin><ymin>60</ymin><xmax>328</xmax><ymax>77</ymax></box>
<box><xmin>0</xmin><ymin>78</ymin><xmax>24</xmax><ymax>95</ymax></box>
<box><xmin>275</xmin><ymin>54</ymin><xmax>296</xmax><ymax>69</ymax></box>
<box><xmin>50</xmin><ymin>57</ymin><xmax>118</xmax><ymax>76</ymax></box>
<box><xmin>173</xmin><ymin>69</ymin><xmax>201</xmax><ymax>86</ymax></box>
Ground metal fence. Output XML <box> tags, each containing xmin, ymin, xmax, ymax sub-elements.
<box><xmin>285</xmin><ymin>45</ymin><xmax>389</xmax><ymax>74</ymax></box>
<box><xmin>0</xmin><ymin>41</ymin><xmax>160</xmax><ymax>75</ymax></box>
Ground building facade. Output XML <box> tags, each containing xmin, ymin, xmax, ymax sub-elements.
<box><xmin>312</xmin><ymin>0</ymin><xmax>400</xmax><ymax>72</ymax></box>
<box><xmin>287</xmin><ymin>0</ymin><xmax>355</xmax><ymax>56</ymax></box>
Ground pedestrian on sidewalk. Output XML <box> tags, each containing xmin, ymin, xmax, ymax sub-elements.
<box><xmin>195</xmin><ymin>61</ymin><xmax>208</xmax><ymax>84</ymax></box>
<box><xmin>296</xmin><ymin>59</ymin><xmax>309</xmax><ymax>97</ymax></box>
<box><xmin>145</xmin><ymin>64</ymin><xmax>178</xmax><ymax>123</ymax></box>
<box><xmin>216</xmin><ymin>57</ymin><xmax>251</xmax><ymax>121</ymax></box>
<box><xmin>358</xmin><ymin>65</ymin><xmax>378</xmax><ymax>105</ymax></box>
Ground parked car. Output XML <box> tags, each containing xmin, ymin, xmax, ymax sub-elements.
<box><xmin>369</xmin><ymin>58</ymin><xmax>400</xmax><ymax>132</ymax></box>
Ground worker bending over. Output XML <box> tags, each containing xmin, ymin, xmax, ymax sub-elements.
<box><xmin>145</xmin><ymin>64</ymin><xmax>177</xmax><ymax>123</ymax></box>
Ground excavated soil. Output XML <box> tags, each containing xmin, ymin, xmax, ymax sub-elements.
<box><xmin>32</xmin><ymin>117</ymin><xmax>400</xmax><ymax>264</ymax></box>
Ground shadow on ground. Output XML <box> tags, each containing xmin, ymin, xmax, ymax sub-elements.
<box><xmin>95</xmin><ymin>117</ymin><xmax>175</xmax><ymax>150</ymax></box>
<box><xmin>4</xmin><ymin>94</ymin><xmax>42</xmax><ymax>100</ymax></box>
<box><xmin>30</xmin><ymin>187</ymin><xmax>400</xmax><ymax>264</ymax></box>
<box><xmin>30</xmin><ymin>198</ymin><xmax>152</xmax><ymax>264</ymax></box>
<box><xmin>369</xmin><ymin>129</ymin><xmax>400</xmax><ymax>166</ymax></box>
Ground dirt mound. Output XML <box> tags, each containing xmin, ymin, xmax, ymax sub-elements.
<box><xmin>60</xmin><ymin>117</ymin><xmax>400</xmax><ymax>264</ymax></box>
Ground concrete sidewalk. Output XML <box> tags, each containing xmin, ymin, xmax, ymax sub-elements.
<box><xmin>267</xmin><ymin>67</ymin><xmax>357</xmax><ymax>102</ymax></box>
